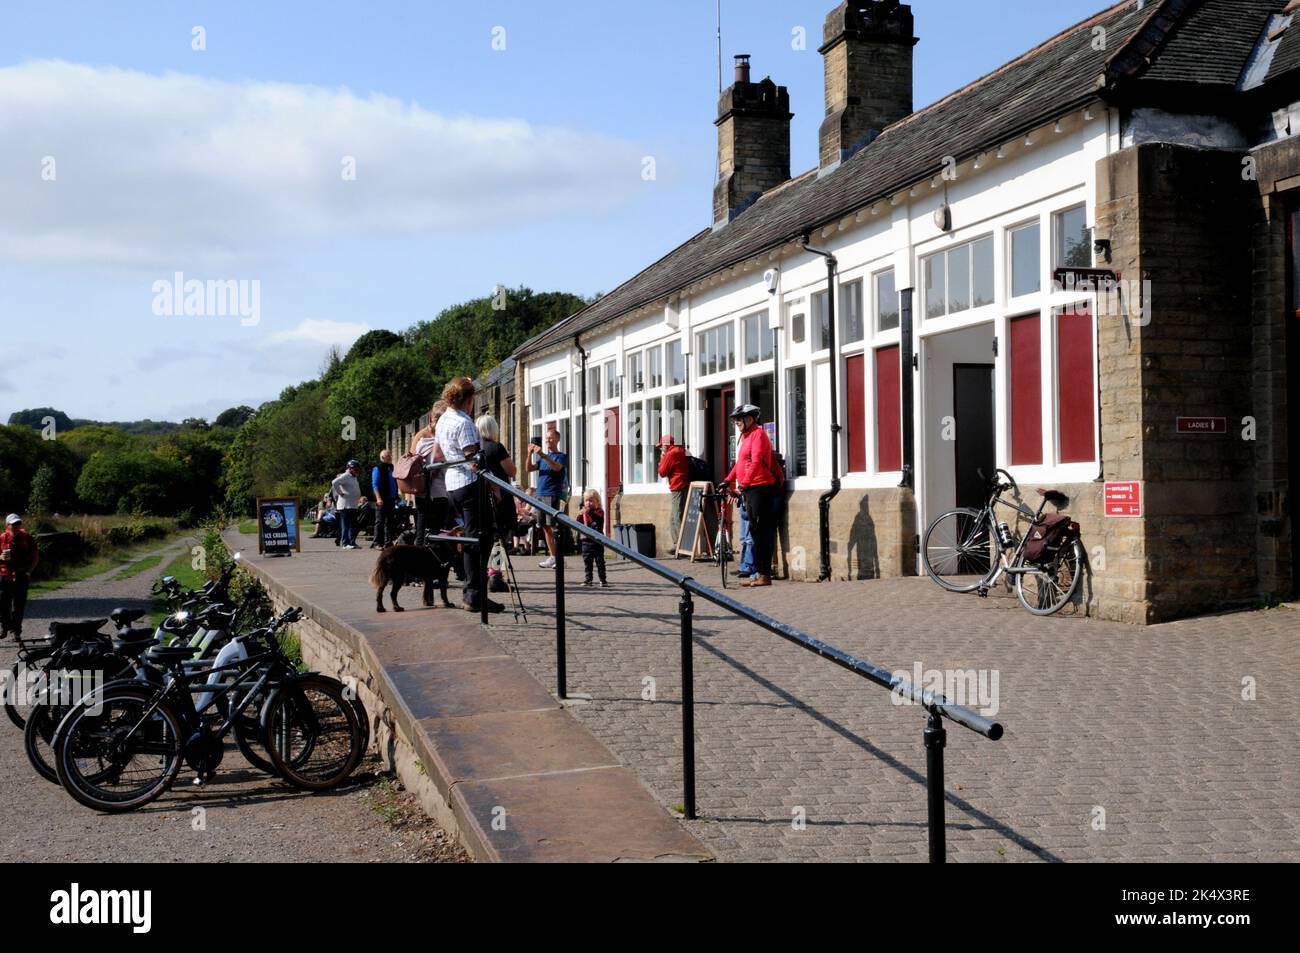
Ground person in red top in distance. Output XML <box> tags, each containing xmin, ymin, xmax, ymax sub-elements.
<box><xmin>0</xmin><ymin>514</ymin><xmax>40</xmax><ymax>639</ymax></box>
<box><xmin>722</xmin><ymin>405</ymin><xmax>783</xmax><ymax>587</ymax></box>
<box><xmin>656</xmin><ymin>435</ymin><xmax>691</xmax><ymax>547</ymax></box>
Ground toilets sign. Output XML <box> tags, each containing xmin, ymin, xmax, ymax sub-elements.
<box><xmin>1104</xmin><ymin>481</ymin><xmax>1142</xmax><ymax>518</ymax></box>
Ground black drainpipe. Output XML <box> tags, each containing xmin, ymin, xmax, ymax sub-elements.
<box><xmin>802</xmin><ymin>234</ymin><xmax>840</xmax><ymax>583</ymax></box>
<box><xmin>575</xmin><ymin>335</ymin><xmax>589</xmax><ymax>490</ymax></box>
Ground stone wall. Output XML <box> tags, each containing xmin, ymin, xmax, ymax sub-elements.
<box><xmin>1095</xmin><ymin>142</ymin><xmax>1258</xmax><ymax>622</ymax></box>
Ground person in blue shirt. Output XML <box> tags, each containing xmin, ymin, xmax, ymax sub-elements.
<box><xmin>370</xmin><ymin>449</ymin><xmax>400</xmax><ymax>549</ymax></box>
<box><xmin>527</xmin><ymin>429</ymin><xmax>568</xmax><ymax>570</ymax></box>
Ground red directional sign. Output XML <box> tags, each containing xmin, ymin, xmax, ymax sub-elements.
<box><xmin>1104</xmin><ymin>481</ymin><xmax>1142</xmax><ymax>518</ymax></box>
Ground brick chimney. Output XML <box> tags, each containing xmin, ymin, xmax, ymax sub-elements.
<box><xmin>713</xmin><ymin>55</ymin><xmax>793</xmax><ymax>227</ymax></box>
<box><xmin>818</xmin><ymin>1</ymin><xmax>918</xmax><ymax>173</ymax></box>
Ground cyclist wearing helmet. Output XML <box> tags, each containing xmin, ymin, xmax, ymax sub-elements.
<box><xmin>722</xmin><ymin>404</ymin><xmax>783</xmax><ymax>587</ymax></box>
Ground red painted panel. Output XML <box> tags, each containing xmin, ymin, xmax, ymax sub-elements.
<box><xmin>1057</xmin><ymin>307</ymin><xmax>1096</xmax><ymax>464</ymax></box>
<box><xmin>875</xmin><ymin>346</ymin><xmax>901</xmax><ymax>472</ymax></box>
<box><xmin>1009</xmin><ymin>315</ymin><xmax>1042</xmax><ymax>465</ymax></box>
<box><xmin>845</xmin><ymin>354</ymin><xmax>866</xmax><ymax>473</ymax></box>
<box><xmin>604</xmin><ymin>407</ymin><xmax>620</xmax><ymax>535</ymax></box>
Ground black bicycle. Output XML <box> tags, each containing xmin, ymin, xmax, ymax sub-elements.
<box><xmin>699</xmin><ymin>485</ymin><xmax>735</xmax><ymax>589</ymax></box>
<box><xmin>51</xmin><ymin>607</ymin><xmax>365</xmax><ymax>812</ymax></box>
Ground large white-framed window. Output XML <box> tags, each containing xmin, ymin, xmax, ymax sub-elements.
<box><xmin>922</xmin><ymin>234</ymin><xmax>994</xmax><ymax>319</ymax></box>
<box><xmin>604</xmin><ymin>359</ymin><xmax>620</xmax><ymax>400</ymax></box>
<box><xmin>627</xmin><ymin>351</ymin><xmax>644</xmax><ymax>394</ymax></box>
<box><xmin>875</xmin><ymin>269</ymin><xmax>899</xmax><ymax>332</ymax></box>
<box><xmin>839</xmin><ymin>278</ymin><xmax>865</xmax><ymax>345</ymax></box>
<box><xmin>696</xmin><ymin>322</ymin><xmax>736</xmax><ymax>378</ymax></box>
<box><xmin>1008</xmin><ymin>221</ymin><xmax>1041</xmax><ymax>300</ymax></box>
<box><xmin>667</xmin><ymin>340</ymin><xmax>686</xmax><ymax>386</ymax></box>
<box><xmin>741</xmin><ymin>311</ymin><xmax>773</xmax><ymax>364</ymax></box>
<box><xmin>621</xmin><ymin>336</ymin><xmax>690</xmax><ymax>486</ymax></box>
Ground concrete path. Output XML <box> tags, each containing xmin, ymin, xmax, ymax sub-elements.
<box><xmin>232</xmin><ymin>533</ymin><xmax>711</xmax><ymax>863</ymax></box>
<box><xmin>0</xmin><ymin>538</ymin><xmax>466</xmax><ymax>863</ymax></box>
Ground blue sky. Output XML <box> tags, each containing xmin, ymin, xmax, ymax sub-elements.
<box><xmin>0</xmin><ymin>0</ymin><xmax>1110</xmax><ymax>423</ymax></box>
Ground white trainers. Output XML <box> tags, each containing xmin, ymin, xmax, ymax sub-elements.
<box><xmin>538</xmin><ymin>556</ymin><xmax>556</xmax><ymax>569</ymax></box>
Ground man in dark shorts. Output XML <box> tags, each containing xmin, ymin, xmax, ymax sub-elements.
<box><xmin>527</xmin><ymin>429</ymin><xmax>568</xmax><ymax>570</ymax></box>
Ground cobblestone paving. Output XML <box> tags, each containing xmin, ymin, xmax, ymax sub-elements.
<box><xmin>489</xmin><ymin>556</ymin><xmax>1300</xmax><ymax>862</ymax></box>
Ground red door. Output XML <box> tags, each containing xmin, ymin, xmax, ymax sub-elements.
<box><xmin>604</xmin><ymin>407</ymin><xmax>620</xmax><ymax>535</ymax></box>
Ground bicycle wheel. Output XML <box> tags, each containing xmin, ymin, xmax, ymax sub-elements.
<box><xmin>718</xmin><ymin>529</ymin><xmax>730</xmax><ymax>589</ymax></box>
<box><xmin>1015</xmin><ymin>538</ymin><xmax>1085</xmax><ymax>616</ymax></box>
<box><xmin>260</xmin><ymin>675</ymin><xmax>364</xmax><ymax>791</ymax></box>
<box><xmin>23</xmin><ymin>704</ymin><xmax>61</xmax><ymax>783</ymax></box>
<box><xmin>5</xmin><ymin>661</ymin><xmax>38</xmax><ymax>729</ymax></box>
<box><xmin>922</xmin><ymin>508</ymin><xmax>998</xmax><ymax>593</ymax></box>
<box><xmin>54</xmin><ymin>685</ymin><xmax>183</xmax><ymax>812</ymax></box>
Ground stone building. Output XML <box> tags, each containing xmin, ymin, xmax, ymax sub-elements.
<box><xmin>510</xmin><ymin>0</ymin><xmax>1298</xmax><ymax>623</ymax></box>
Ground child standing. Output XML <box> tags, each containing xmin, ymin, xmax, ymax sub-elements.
<box><xmin>577</xmin><ymin>490</ymin><xmax>608</xmax><ymax>587</ymax></box>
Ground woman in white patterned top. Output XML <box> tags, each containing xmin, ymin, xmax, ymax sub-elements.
<box><xmin>434</xmin><ymin>377</ymin><xmax>502</xmax><ymax>613</ymax></box>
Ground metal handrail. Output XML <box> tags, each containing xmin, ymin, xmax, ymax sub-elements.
<box><xmin>419</xmin><ymin>454</ymin><xmax>1005</xmax><ymax>861</ymax></box>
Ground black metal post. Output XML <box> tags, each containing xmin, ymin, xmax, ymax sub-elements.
<box><xmin>477</xmin><ymin>475</ymin><xmax>489</xmax><ymax>627</ymax></box>
<box><xmin>679</xmin><ymin>587</ymin><xmax>697</xmax><ymax>821</ymax></box>
<box><xmin>924</xmin><ymin>709</ymin><xmax>947</xmax><ymax>863</ymax></box>
<box><xmin>554</xmin><ymin>521</ymin><xmax>567</xmax><ymax>699</ymax></box>
<box><xmin>899</xmin><ymin>287</ymin><xmax>915</xmax><ymax>490</ymax></box>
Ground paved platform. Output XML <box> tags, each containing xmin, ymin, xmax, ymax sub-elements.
<box><xmin>239</xmin><ymin>534</ymin><xmax>1300</xmax><ymax>862</ymax></box>
<box><xmin>489</xmin><ymin>553</ymin><xmax>1300</xmax><ymax>863</ymax></box>
<box><xmin>233</xmin><ymin>534</ymin><xmax>710</xmax><ymax>863</ymax></box>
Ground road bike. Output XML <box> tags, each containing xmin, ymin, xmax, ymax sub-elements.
<box><xmin>700</xmin><ymin>484</ymin><xmax>735</xmax><ymax>589</ymax></box>
<box><xmin>922</xmin><ymin>468</ymin><xmax>1086</xmax><ymax>616</ymax></box>
<box><xmin>50</xmin><ymin>606</ymin><xmax>366</xmax><ymax>812</ymax></box>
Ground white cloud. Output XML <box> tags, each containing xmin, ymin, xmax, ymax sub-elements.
<box><xmin>0</xmin><ymin>61</ymin><xmax>647</xmax><ymax>268</ymax></box>
<box><xmin>268</xmin><ymin>319</ymin><xmax>370</xmax><ymax>349</ymax></box>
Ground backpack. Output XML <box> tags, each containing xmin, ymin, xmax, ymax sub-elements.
<box><xmin>1022</xmin><ymin>514</ymin><xmax>1074</xmax><ymax>564</ymax></box>
<box><xmin>686</xmin><ymin>455</ymin><xmax>710</xmax><ymax>484</ymax></box>
<box><xmin>393</xmin><ymin>452</ymin><xmax>426</xmax><ymax>495</ymax></box>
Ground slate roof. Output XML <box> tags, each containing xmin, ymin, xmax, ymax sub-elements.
<box><xmin>513</xmin><ymin>0</ymin><xmax>1282</xmax><ymax>361</ymax></box>
<box><xmin>476</xmin><ymin>357</ymin><xmax>515</xmax><ymax>391</ymax></box>
<box><xmin>1139</xmin><ymin>0</ymin><xmax>1284</xmax><ymax>86</ymax></box>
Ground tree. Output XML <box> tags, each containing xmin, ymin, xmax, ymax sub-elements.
<box><xmin>213</xmin><ymin>405</ymin><xmax>255</xmax><ymax>429</ymax></box>
<box><xmin>344</xmin><ymin>329</ymin><xmax>402</xmax><ymax>365</ymax></box>
<box><xmin>27</xmin><ymin>464</ymin><xmax>57</xmax><ymax>516</ymax></box>
<box><xmin>326</xmin><ymin>347</ymin><xmax>434</xmax><ymax>467</ymax></box>
<box><xmin>7</xmin><ymin>407</ymin><xmax>73</xmax><ymax>433</ymax></box>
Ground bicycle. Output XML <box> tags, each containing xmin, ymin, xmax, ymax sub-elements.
<box><xmin>922</xmin><ymin>468</ymin><xmax>1086</xmax><ymax>616</ymax></box>
<box><xmin>700</xmin><ymin>484</ymin><xmax>735</xmax><ymax>589</ymax></box>
<box><xmin>50</xmin><ymin>607</ymin><xmax>365</xmax><ymax>812</ymax></box>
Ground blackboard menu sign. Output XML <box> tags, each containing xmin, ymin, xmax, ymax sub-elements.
<box><xmin>676</xmin><ymin>482</ymin><xmax>717</xmax><ymax>561</ymax></box>
<box><xmin>256</xmin><ymin>497</ymin><xmax>301</xmax><ymax>556</ymax></box>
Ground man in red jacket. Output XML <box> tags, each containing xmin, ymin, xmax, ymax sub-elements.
<box><xmin>656</xmin><ymin>435</ymin><xmax>691</xmax><ymax>548</ymax></box>
<box><xmin>723</xmin><ymin>405</ymin><xmax>783</xmax><ymax>587</ymax></box>
<box><xmin>1</xmin><ymin>514</ymin><xmax>40</xmax><ymax>639</ymax></box>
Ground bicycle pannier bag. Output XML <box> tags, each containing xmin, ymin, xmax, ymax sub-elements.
<box><xmin>393</xmin><ymin>452</ymin><xmax>426</xmax><ymax>495</ymax></box>
<box><xmin>1022</xmin><ymin>514</ymin><xmax>1072</xmax><ymax>564</ymax></box>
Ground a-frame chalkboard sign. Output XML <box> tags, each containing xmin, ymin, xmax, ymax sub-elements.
<box><xmin>675</xmin><ymin>482</ymin><xmax>718</xmax><ymax>561</ymax></box>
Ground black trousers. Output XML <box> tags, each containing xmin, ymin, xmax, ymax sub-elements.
<box><xmin>582</xmin><ymin>545</ymin><xmax>606</xmax><ymax>583</ymax></box>
<box><xmin>0</xmin><ymin>574</ymin><xmax>30</xmax><ymax>636</ymax></box>
<box><xmin>450</xmin><ymin>483</ymin><xmax>491</xmax><ymax>607</ymax></box>
<box><xmin>742</xmin><ymin>484</ymin><xmax>780</xmax><ymax>578</ymax></box>
<box><xmin>415</xmin><ymin>496</ymin><xmax>451</xmax><ymax>545</ymax></box>
<box><xmin>373</xmin><ymin>503</ymin><xmax>393</xmax><ymax>547</ymax></box>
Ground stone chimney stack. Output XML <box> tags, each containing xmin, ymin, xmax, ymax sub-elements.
<box><xmin>713</xmin><ymin>55</ymin><xmax>793</xmax><ymax>227</ymax></box>
<box><xmin>819</xmin><ymin>1</ymin><xmax>918</xmax><ymax>172</ymax></box>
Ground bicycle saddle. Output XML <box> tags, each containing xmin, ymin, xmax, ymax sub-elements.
<box><xmin>48</xmin><ymin>619</ymin><xmax>109</xmax><ymax>641</ymax></box>
<box><xmin>145</xmin><ymin>644</ymin><xmax>197</xmax><ymax>665</ymax></box>
<box><xmin>115</xmin><ymin>627</ymin><xmax>157</xmax><ymax>644</ymax></box>
<box><xmin>113</xmin><ymin>636</ymin><xmax>160</xmax><ymax>657</ymax></box>
<box><xmin>110</xmin><ymin>607</ymin><xmax>148</xmax><ymax>626</ymax></box>
<box><xmin>1037</xmin><ymin>488</ymin><xmax>1069</xmax><ymax>506</ymax></box>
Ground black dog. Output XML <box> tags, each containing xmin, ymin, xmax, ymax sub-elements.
<box><xmin>369</xmin><ymin>544</ymin><xmax>454</xmax><ymax>613</ymax></box>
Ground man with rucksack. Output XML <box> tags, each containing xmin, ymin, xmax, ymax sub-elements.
<box><xmin>656</xmin><ymin>435</ymin><xmax>691</xmax><ymax>548</ymax></box>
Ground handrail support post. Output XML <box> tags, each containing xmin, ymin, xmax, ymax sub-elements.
<box><xmin>924</xmin><ymin>708</ymin><xmax>947</xmax><ymax>863</ymax></box>
<box><xmin>555</xmin><ymin>520</ymin><xmax>567</xmax><ymax>699</ymax></box>
<box><xmin>679</xmin><ymin>586</ymin><xmax>697</xmax><ymax>821</ymax></box>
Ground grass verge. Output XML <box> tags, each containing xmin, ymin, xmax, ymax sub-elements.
<box><xmin>29</xmin><ymin>536</ymin><xmax>185</xmax><ymax>595</ymax></box>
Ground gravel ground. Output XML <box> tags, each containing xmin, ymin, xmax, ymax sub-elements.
<box><xmin>0</xmin><ymin>539</ymin><xmax>468</xmax><ymax>863</ymax></box>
